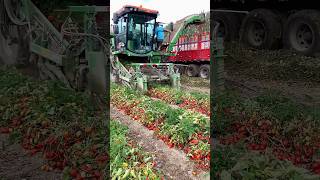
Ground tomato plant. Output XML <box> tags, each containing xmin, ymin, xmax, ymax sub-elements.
<box><xmin>147</xmin><ymin>86</ymin><xmax>210</xmax><ymax>116</ymax></box>
<box><xmin>213</xmin><ymin>89</ymin><xmax>320</xmax><ymax>176</ymax></box>
<box><xmin>111</xmin><ymin>84</ymin><xmax>210</xmax><ymax>170</ymax></box>
<box><xmin>0</xmin><ymin>68</ymin><xmax>107</xmax><ymax>179</ymax></box>
<box><xmin>110</xmin><ymin>120</ymin><xmax>163</xmax><ymax>179</ymax></box>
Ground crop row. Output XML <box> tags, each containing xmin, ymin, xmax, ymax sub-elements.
<box><xmin>212</xmin><ymin>91</ymin><xmax>320</xmax><ymax>178</ymax></box>
<box><xmin>110</xmin><ymin>120</ymin><xmax>162</xmax><ymax>179</ymax></box>
<box><xmin>0</xmin><ymin>69</ymin><xmax>107</xmax><ymax>179</ymax></box>
<box><xmin>111</xmin><ymin>84</ymin><xmax>210</xmax><ymax>170</ymax></box>
<box><xmin>147</xmin><ymin>86</ymin><xmax>210</xmax><ymax>116</ymax></box>
<box><xmin>212</xmin><ymin>145</ymin><xmax>320</xmax><ymax>179</ymax></box>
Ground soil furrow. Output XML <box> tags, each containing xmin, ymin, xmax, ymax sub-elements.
<box><xmin>111</xmin><ymin>106</ymin><xmax>210</xmax><ymax>180</ymax></box>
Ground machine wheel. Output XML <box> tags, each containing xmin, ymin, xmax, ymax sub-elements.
<box><xmin>173</xmin><ymin>65</ymin><xmax>185</xmax><ymax>74</ymax></box>
<box><xmin>240</xmin><ymin>9</ymin><xmax>282</xmax><ymax>49</ymax></box>
<box><xmin>0</xmin><ymin>0</ymin><xmax>29</xmax><ymax>65</ymax></box>
<box><xmin>186</xmin><ymin>64</ymin><xmax>200</xmax><ymax>77</ymax></box>
<box><xmin>211</xmin><ymin>11</ymin><xmax>241</xmax><ymax>41</ymax></box>
<box><xmin>0</xmin><ymin>26</ymin><xmax>28</xmax><ymax>65</ymax></box>
<box><xmin>283</xmin><ymin>10</ymin><xmax>320</xmax><ymax>56</ymax></box>
<box><xmin>199</xmin><ymin>64</ymin><xmax>210</xmax><ymax>79</ymax></box>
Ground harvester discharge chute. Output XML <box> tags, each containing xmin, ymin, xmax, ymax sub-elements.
<box><xmin>164</xmin><ymin>13</ymin><xmax>207</xmax><ymax>53</ymax></box>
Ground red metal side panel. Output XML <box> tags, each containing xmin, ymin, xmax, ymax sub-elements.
<box><xmin>168</xmin><ymin>32</ymin><xmax>210</xmax><ymax>63</ymax></box>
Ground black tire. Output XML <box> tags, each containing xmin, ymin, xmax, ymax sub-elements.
<box><xmin>0</xmin><ymin>0</ymin><xmax>29</xmax><ymax>65</ymax></box>
<box><xmin>199</xmin><ymin>64</ymin><xmax>210</xmax><ymax>79</ymax></box>
<box><xmin>211</xmin><ymin>11</ymin><xmax>241</xmax><ymax>41</ymax></box>
<box><xmin>174</xmin><ymin>65</ymin><xmax>185</xmax><ymax>74</ymax></box>
<box><xmin>240</xmin><ymin>9</ymin><xmax>282</xmax><ymax>49</ymax></box>
<box><xmin>0</xmin><ymin>26</ymin><xmax>21</xmax><ymax>65</ymax></box>
<box><xmin>283</xmin><ymin>10</ymin><xmax>320</xmax><ymax>56</ymax></box>
<box><xmin>186</xmin><ymin>64</ymin><xmax>200</xmax><ymax>77</ymax></box>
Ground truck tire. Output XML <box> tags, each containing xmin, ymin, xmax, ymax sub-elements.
<box><xmin>212</xmin><ymin>11</ymin><xmax>240</xmax><ymax>41</ymax></box>
<box><xmin>240</xmin><ymin>9</ymin><xmax>282</xmax><ymax>49</ymax></box>
<box><xmin>174</xmin><ymin>65</ymin><xmax>185</xmax><ymax>74</ymax></box>
<box><xmin>199</xmin><ymin>64</ymin><xmax>210</xmax><ymax>79</ymax></box>
<box><xmin>283</xmin><ymin>10</ymin><xmax>320</xmax><ymax>56</ymax></box>
<box><xmin>187</xmin><ymin>64</ymin><xmax>200</xmax><ymax>77</ymax></box>
<box><xmin>0</xmin><ymin>0</ymin><xmax>30</xmax><ymax>65</ymax></box>
<box><xmin>0</xmin><ymin>26</ymin><xmax>20</xmax><ymax>65</ymax></box>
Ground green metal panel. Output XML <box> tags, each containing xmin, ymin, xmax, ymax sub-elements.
<box><xmin>167</xmin><ymin>14</ymin><xmax>205</xmax><ymax>52</ymax></box>
<box><xmin>87</xmin><ymin>51</ymin><xmax>107</xmax><ymax>94</ymax></box>
<box><xmin>82</xmin><ymin>6</ymin><xmax>108</xmax><ymax>94</ymax></box>
<box><xmin>30</xmin><ymin>43</ymin><xmax>63</xmax><ymax>65</ymax></box>
<box><xmin>170</xmin><ymin>73</ymin><xmax>180</xmax><ymax>90</ymax></box>
<box><xmin>113</xmin><ymin>49</ymin><xmax>174</xmax><ymax>58</ymax></box>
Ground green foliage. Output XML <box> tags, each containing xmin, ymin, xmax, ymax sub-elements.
<box><xmin>165</xmin><ymin>108</ymin><xmax>184</xmax><ymax>125</ymax></box>
<box><xmin>110</xmin><ymin>120</ymin><xmax>162</xmax><ymax>179</ymax></box>
<box><xmin>221</xmin><ymin>151</ymin><xmax>320</xmax><ymax>180</ymax></box>
<box><xmin>255</xmin><ymin>91</ymin><xmax>303</xmax><ymax>122</ymax></box>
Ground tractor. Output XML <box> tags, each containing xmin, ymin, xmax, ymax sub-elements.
<box><xmin>110</xmin><ymin>5</ymin><xmax>181</xmax><ymax>92</ymax></box>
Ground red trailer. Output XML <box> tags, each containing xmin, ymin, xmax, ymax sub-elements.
<box><xmin>164</xmin><ymin>14</ymin><xmax>210</xmax><ymax>79</ymax></box>
<box><xmin>167</xmin><ymin>31</ymin><xmax>210</xmax><ymax>79</ymax></box>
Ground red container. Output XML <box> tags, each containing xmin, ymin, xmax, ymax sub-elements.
<box><xmin>168</xmin><ymin>31</ymin><xmax>210</xmax><ymax>63</ymax></box>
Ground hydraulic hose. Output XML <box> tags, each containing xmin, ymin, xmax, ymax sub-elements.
<box><xmin>60</xmin><ymin>17</ymin><xmax>114</xmax><ymax>69</ymax></box>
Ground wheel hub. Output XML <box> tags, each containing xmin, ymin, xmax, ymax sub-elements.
<box><xmin>200</xmin><ymin>68</ymin><xmax>209</xmax><ymax>78</ymax></box>
<box><xmin>295</xmin><ymin>24</ymin><xmax>314</xmax><ymax>50</ymax></box>
<box><xmin>187</xmin><ymin>67</ymin><xmax>194</xmax><ymax>76</ymax></box>
<box><xmin>248</xmin><ymin>21</ymin><xmax>266</xmax><ymax>46</ymax></box>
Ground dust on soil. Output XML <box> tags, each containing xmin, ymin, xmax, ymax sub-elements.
<box><xmin>225</xmin><ymin>75</ymin><xmax>320</xmax><ymax>106</ymax></box>
<box><xmin>181</xmin><ymin>76</ymin><xmax>209</xmax><ymax>87</ymax></box>
<box><xmin>111</xmin><ymin>106</ymin><xmax>210</xmax><ymax>180</ymax></box>
<box><xmin>180</xmin><ymin>75</ymin><xmax>210</xmax><ymax>94</ymax></box>
<box><xmin>0</xmin><ymin>134</ymin><xmax>62</xmax><ymax>180</ymax></box>
<box><xmin>224</xmin><ymin>43</ymin><xmax>320</xmax><ymax>83</ymax></box>
<box><xmin>224</xmin><ymin>43</ymin><xmax>320</xmax><ymax>106</ymax></box>
<box><xmin>181</xmin><ymin>85</ymin><xmax>210</xmax><ymax>95</ymax></box>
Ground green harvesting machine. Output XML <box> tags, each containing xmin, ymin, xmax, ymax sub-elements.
<box><xmin>0</xmin><ymin>0</ymin><xmax>109</xmax><ymax>94</ymax></box>
<box><xmin>1</xmin><ymin>1</ymin><xmax>224</xmax><ymax>94</ymax></box>
<box><xmin>110</xmin><ymin>5</ymin><xmax>181</xmax><ymax>92</ymax></box>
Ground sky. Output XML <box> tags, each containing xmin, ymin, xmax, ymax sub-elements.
<box><xmin>110</xmin><ymin>0</ymin><xmax>210</xmax><ymax>25</ymax></box>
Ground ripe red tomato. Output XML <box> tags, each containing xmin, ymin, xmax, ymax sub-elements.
<box><xmin>70</xmin><ymin>168</ymin><xmax>79</xmax><ymax>178</ymax></box>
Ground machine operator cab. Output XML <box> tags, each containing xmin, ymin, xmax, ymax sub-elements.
<box><xmin>112</xmin><ymin>5</ymin><xmax>158</xmax><ymax>54</ymax></box>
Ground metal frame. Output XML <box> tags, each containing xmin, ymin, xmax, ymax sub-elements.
<box><xmin>111</xmin><ymin>6</ymin><xmax>181</xmax><ymax>93</ymax></box>
<box><xmin>8</xmin><ymin>0</ymin><xmax>109</xmax><ymax>94</ymax></box>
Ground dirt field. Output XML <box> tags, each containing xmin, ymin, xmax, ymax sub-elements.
<box><xmin>0</xmin><ymin>135</ymin><xmax>62</xmax><ymax>180</ymax></box>
<box><xmin>181</xmin><ymin>75</ymin><xmax>210</xmax><ymax>94</ymax></box>
<box><xmin>224</xmin><ymin>42</ymin><xmax>320</xmax><ymax>107</ymax></box>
